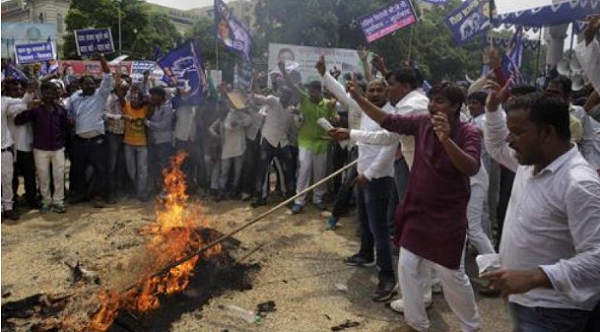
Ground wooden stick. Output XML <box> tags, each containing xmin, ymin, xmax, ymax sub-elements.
<box><xmin>121</xmin><ymin>159</ymin><xmax>359</xmax><ymax>293</ymax></box>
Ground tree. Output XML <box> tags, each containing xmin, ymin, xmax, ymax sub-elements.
<box><xmin>251</xmin><ymin>0</ymin><xmax>543</xmax><ymax>83</ymax></box>
<box><xmin>64</xmin><ymin>0</ymin><xmax>182</xmax><ymax>60</ymax></box>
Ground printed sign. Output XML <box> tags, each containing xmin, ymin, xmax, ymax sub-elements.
<box><xmin>74</xmin><ymin>28</ymin><xmax>115</xmax><ymax>56</ymax></box>
<box><xmin>15</xmin><ymin>42</ymin><xmax>55</xmax><ymax>64</ymax></box>
<box><xmin>359</xmin><ymin>0</ymin><xmax>418</xmax><ymax>43</ymax></box>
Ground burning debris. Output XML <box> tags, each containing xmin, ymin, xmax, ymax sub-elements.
<box><xmin>1</xmin><ymin>153</ymin><xmax>258</xmax><ymax>332</ymax></box>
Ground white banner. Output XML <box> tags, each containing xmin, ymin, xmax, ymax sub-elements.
<box><xmin>268</xmin><ymin>43</ymin><xmax>365</xmax><ymax>87</ymax></box>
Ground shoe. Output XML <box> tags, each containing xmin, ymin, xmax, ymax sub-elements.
<box><xmin>28</xmin><ymin>200</ymin><xmax>42</xmax><ymax>210</ymax></box>
<box><xmin>313</xmin><ymin>200</ymin><xmax>326</xmax><ymax>211</ymax></box>
<box><xmin>251</xmin><ymin>197</ymin><xmax>267</xmax><ymax>208</ymax></box>
<box><xmin>4</xmin><ymin>209</ymin><xmax>20</xmax><ymax>221</ymax></box>
<box><xmin>326</xmin><ymin>216</ymin><xmax>338</xmax><ymax>230</ymax></box>
<box><xmin>389</xmin><ymin>298</ymin><xmax>433</xmax><ymax>314</ymax></box>
<box><xmin>40</xmin><ymin>203</ymin><xmax>51</xmax><ymax>214</ymax></box>
<box><xmin>241</xmin><ymin>193</ymin><xmax>252</xmax><ymax>201</ymax></box>
<box><xmin>68</xmin><ymin>194</ymin><xmax>87</xmax><ymax>205</ymax></box>
<box><xmin>105</xmin><ymin>196</ymin><xmax>117</xmax><ymax>205</ymax></box>
<box><xmin>92</xmin><ymin>199</ymin><xmax>105</xmax><ymax>209</ymax></box>
<box><xmin>343</xmin><ymin>254</ymin><xmax>375</xmax><ymax>267</ymax></box>
<box><xmin>372</xmin><ymin>278</ymin><xmax>398</xmax><ymax>302</ymax></box>
<box><xmin>229</xmin><ymin>192</ymin><xmax>241</xmax><ymax>200</ymax></box>
<box><xmin>291</xmin><ymin>203</ymin><xmax>303</xmax><ymax>214</ymax></box>
<box><xmin>138</xmin><ymin>195</ymin><xmax>151</xmax><ymax>203</ymax></box>
<box><xmin>431</xmin><ymin>283</ymin><xmax>443</xmax><ymax>294</ymax></box>
<box><xmin>52</xmin><ymin>203</ymin><xmax>66</xmax><ymax>214</ymax></box>
<box><xmin>478</xmin><ymin>284</ymin><xmax>500</xmax><ymax>297</ymax></box>
<box><xmin>214</xmin><ymin>193</ymin><xmax>226</xmax><ymax>202</ymax></box>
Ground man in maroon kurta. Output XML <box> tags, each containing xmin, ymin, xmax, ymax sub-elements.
<box><xmin>347</xmin><ymin>82</ymin><xmax>482</xmax><ymax>331</ymax></box>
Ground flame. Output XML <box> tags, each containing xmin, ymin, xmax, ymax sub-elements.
<box><xmin>88</xmin><ymin>152</ymin><xmax>223</xmax><ymax>331</ymax></box>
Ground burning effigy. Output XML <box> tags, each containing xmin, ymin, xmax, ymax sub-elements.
<box><xmin>1</xmin><ymin>153</ymin><xmax>258</xmax><ymax>332</ymax></box>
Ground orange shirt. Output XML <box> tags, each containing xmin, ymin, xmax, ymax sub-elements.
<box><xmin>123</xmin><ymin>104</ymin><xmax>149</xmax><ymax>146</ymax></box>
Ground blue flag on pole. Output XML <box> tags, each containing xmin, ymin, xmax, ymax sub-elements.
<box><xmin>502</xmin><ymin>26</ymin><xmax>524</xmax><ymax>84</ymax></box>
<box><xmin>4</xmin><ymin>63</ymin><xmax>28</xmax><ymax>81</ymax></box>
<box><xmin>214</xmin><ymin>0</ymin><xmax>252</xmax><ymax>60</ymax></box>
<box><xmin>443</xmin><ymin>0</ymin><xmax>494</xmax><ymax>45</ymax></box>
<box><xmin>157</xmin><ymin>40</ymin><xmax>206</xmax><ymax>108</ymax></box>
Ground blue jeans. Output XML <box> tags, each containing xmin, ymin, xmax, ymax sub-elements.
<box><xmin>509</xmin><ymin>302</ymin><xmax>594</xmax><ymax>332</ymax></box>
<box><xmin>124</xmin><ymin>145</ymin><xmax>148</xmax><ymax>198</ymax></box>
<box><xmin>357</xmin><ymin>176</ymin><xmax>394</xmax><ymax>280</ymax></box>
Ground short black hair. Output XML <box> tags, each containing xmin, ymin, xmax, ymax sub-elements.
<box><xmin>149</xmin><ymin>86</ymin><xmax>166</xmax><ymax>99</ymax></box>
<box><xmin>40</xmin><ymin>81</ymin><xmax>57</xmax><ymax>93</ymax></box>
<box><xmin>79</xmin><ymin>75</ymin><xmax>96</xmax><ymax>85</ymax></box>
<box><xmin>548</xmin><ymin>76</ymin><xmax>572</xmax><ymax>96</ymax></box>
<box><xmin>468</xmin><ymin>91</ymin><xmax>488</xmax><ymax>105</ymax></box>
<box><xmin>510</xmin><ymin>84</ymin><xmax>536</xmax><ymax>97</ymax></box>
<box><xmin>385</xmin><ymin>68</ymin><xmax>418</xmax><ymax>90</ymax></box>
<box><xmin>505</xmin><ymin>92</ymin><xmax>571</xmax><ymax>142</ymax></box>
<box><xmin>305</xmin><ymin>80</ymin><xmax>322</xmax><ymax>91</ymax></box>
<box><xmin>428</xmin><ymin>81</ymin><xmax>466</xmax><ymax>116</ymax></box>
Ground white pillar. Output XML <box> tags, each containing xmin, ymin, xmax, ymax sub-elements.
<box><xmin>545</xmin><ymin>24</ymin><xmax>568</xmax><ymax>68</ymax></box>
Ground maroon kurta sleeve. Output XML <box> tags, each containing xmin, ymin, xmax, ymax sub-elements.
<box><xmin>380</xmin><ymin>113</ymin><xmax>424</xmax><ymax>136</ymax></box>
<box><xmin>458</xmin><ymin>123</ymin><xmax>483</xmax><ymax>167</ymax></box>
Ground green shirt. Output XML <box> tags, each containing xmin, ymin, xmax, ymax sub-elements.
<box><xmin>298</xmin><ymin>92</ymin><xmax>336</xmax><ymax>155</ymax></box>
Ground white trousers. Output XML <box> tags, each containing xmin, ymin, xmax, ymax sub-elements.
<box><xmin>294</xmin><ymin>147</ymin><xmax>327</xmax><ymax>205</ymax></box>
<box><xmin>467</xmin><ymin>182</ymin><xmax>496</xmax><ymax>255</ymax></box>
<box><xmin>1</xmin><ymin>150</ymin><xmax>14</xmax><ymax>211</ymax></box>
<box><xmin>399</xmin><ymin>248</ymin><xmax>481</xmax><ymax>332</ymax></box>
<box><xmin>33</xmin><ymin>149</ymin><xmax>66</xmax><ymax>204</ymax></box>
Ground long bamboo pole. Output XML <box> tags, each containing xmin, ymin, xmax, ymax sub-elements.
<box><xmin>121</xmin><ymin>159</ymin><xmax>359</xmax><ymax>293</ymax></box>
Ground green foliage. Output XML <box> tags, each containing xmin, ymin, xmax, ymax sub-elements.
<box><xmin>64</xmin><ymin>0</ymin><xmax>182</xmax><ymax>60</ymax></box>
<box><xmin>248</xmin><ymin>0</ymin><xmax>544</xmax><ymax>83</ymax></box>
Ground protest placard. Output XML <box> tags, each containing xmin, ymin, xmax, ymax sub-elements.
<box><xmin>359</xmin><ymin>0</ymin><xmax>418</xmax><ymax>43</ymax></box>
<box><xmin>74</xmin><ymin>28</ymin><xmax>115</xmax><ymax>56</ymax></box>
<box><xmin>15</xmin><ymin>41</ymin><xmax>56</xmax><ymax>64</ymax></box>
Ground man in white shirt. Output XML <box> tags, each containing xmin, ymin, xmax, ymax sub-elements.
<box><xmin>482</xmin><ymin>86</ymin><xmax>600</xmax><ymax>331</ymax></box>
<box><xmin>250</xmin><ymin>87</ymin><xmax>294</xmax><ymax>207</ymax></box>
<box><xmin>325</xmin><ymin>69</ymin><xmax>399</xmax><ymax>302</ymax></box>
<box><xmin>4</xmin><ymin>80</ymin><xmax>38</xmax><ymax>209</ymax></box>
<box><xmin>1</xmin><ymin>84</ymin><xmax>32</xmax><ymax>221</ymax></box>
<box><xmin>546</xmin><ymin>76</ymin><xmax>600</xmax><ymax>175</ymax></box>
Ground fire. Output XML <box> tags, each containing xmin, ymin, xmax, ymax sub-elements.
<box><xmin>88</xmin><ymin>152</ymin><xmax>223</xmax><ymax>331</ymax></box>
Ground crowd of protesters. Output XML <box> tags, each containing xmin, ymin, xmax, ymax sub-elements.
<box><xmin>2</xmin><ymin>14</ymin><xmax>600</xmax><ymax>332</ymax></box>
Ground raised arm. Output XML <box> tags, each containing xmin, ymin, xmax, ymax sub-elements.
<box><xmin>357</xmin><ymin>47</ymin><xmax>374</xmax><ymax>82</ymax></box>
<box><xmin>317</xmin><ymin>55</ymin><xmax>359</xmax><ymax>111</ymax></box>
<box><xmin>484</xmin><ymin>80</ymin><xmax>519</xmax><ymax>172</ymax></box>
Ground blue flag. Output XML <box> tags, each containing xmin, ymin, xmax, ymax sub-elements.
<box><xmin>444</xmin><ymin>0</ymin><xmax>494</xmax><ymax>45</ymax></box>
<box><xmin>214</xmin><ymin>0</ymin><xmax>252</xmax><ymax>60</ymax></box>
<box><xmin>502</xmin><ymin>26</ymin><xmax>524</xmax><ymax>84</ymax></box>
<box><xmin>158</xmin><ymin>40</ymin><xmax>206</xmax><ymax>108</ymax></box>
<box><xmin>4</xmin><ymin>63</ymin><xmax>28</xmax><ymax>81</ymax></box>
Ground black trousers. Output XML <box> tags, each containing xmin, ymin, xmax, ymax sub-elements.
<box><xmin>12</xmin><ymin>150</ymin><xmax>37</xmax><ymax>204</ymax></box>
<box><xmin>70</xmin><ymin>135</ymin><xmax>108</xmax><ymax>199</ymax></box>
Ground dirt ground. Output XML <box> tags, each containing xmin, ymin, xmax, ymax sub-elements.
<box><xmin>1</xmin><ymin>196</ymin><xmax>513</xmax><ymax>332</ymax></box>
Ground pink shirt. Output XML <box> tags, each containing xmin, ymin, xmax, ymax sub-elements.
<box><xmin>381</xmin><ymin>113</ymin><xmax>481</xmax><ymax>269</ymax></box>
